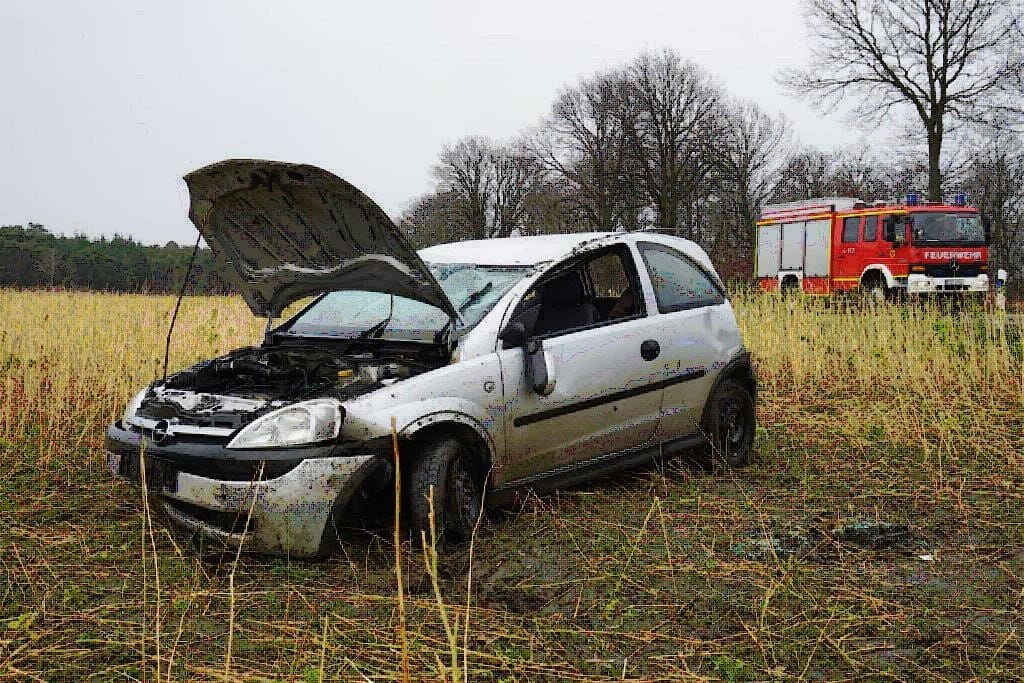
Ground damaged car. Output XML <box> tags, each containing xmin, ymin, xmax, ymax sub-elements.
<box><xmin>105</xmin><ymin>159</ymin><xmax>757</xmax><ymax>557</ymax></box>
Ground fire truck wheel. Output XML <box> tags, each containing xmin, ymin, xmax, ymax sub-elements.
<box><xmin>698</xmin><ymin>378</ymin><xmax>756</xmax><ymax>469</ymax></box>
<box><xmin>862</xmin><ymin>275</ymin><xmax>889</xmax><ymax>303</ymax></box>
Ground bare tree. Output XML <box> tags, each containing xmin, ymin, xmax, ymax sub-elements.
<box><xmin>771</xmin><ymin>148</ymin><xmax>837</xmax><ymax>202</ymax></box>
<box><xmin>530</xmin><ymin>72</ymin><xmax>638</xmax><ymax>231</ymax></box>
<box><xmin>491</xmin><ymin>147</ymin><xmax>547</xmax><ymax>237</ymax></box>
<box><xmin>828</xmin><ymin>147</ymin><xmax>894</xmax><ymax>199</ymax></box>
<box><xmin>781</xmin><ymin>0</ymin><xmax>1024</xmax><ymax>201</ymax></box>
<box><xmin>718</xmin><ymin>101</ymin><xmax>791</xmax><ymax>247</ymax></box>
<box><xmin>623</xmin><ymin>49</ymin><xmax>726</xmax><ymax>237</ymax></box>
<box><xmin>399</xmin><ymin>190</ymin><xmax>468</xmax><ymax>248</ymax></box>
<box><xmin>962</xmin><ymin>133</ymin><xmax>1024</xmax><ymax>282</ymax></box>
<box><xmin>432</xmin><ymin>136</ymin><xmax>495</xmax><ymax>239</ymax></box>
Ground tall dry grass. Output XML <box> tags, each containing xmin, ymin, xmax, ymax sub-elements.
<box><xmin>1</xmin><ymin>288</ymin><xmax>1019</xmax><ymax>462</ymax></box>
<box><xmin>0</xmin><ymin>291</ymin><xmax>260</xmax><ymax>462</ymax></box>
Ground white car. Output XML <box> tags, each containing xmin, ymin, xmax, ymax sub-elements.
<box><xmin>106</xmin><ymin>159</ymin><xmax>757</xmax><ymax>557</ymax></box>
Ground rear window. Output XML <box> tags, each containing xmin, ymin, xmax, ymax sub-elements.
<box><xmin>637</xmin><ymin>242</ymin><xmax>724</xmax><ymax>313</ymax></box>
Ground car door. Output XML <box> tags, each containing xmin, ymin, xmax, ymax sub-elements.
<box><xmin>496</xmin><ymin>244</ymin><xmax>666</xmax><ymax>483</ymax></box>
<box><xmin>833</xmin><ymin>215</ymin><xmax>863</xmax><ymax>287</ymax></box>
<box><xmin>633</xmin><ymin>241</ymin><xmax>733</xmax><ymax>442</ymax></box>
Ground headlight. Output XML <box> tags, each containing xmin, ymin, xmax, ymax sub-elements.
<box><xmin>227</xmin><ymin>399</ymin><xmax>343</xmax><ymax>450</ymax></box>
<box><xmin>122</xmin><ymin>387</ymin><xmax>149</xmax><ymax>425</ymax></box>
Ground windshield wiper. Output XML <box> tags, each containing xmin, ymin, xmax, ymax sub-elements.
<box><xmin>458</xmin><ymin>282</ymin><xmax>493</xmax><ymax>314</ymax></box>
<box><xmin>356</xmin><ymin>294</ymin><xmax>395</xmax><ymax>339</ymax></box>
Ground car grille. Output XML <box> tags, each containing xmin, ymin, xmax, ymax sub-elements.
<box><xmin>925</xmin><ymin>264</ymin><xmax>981</xmax><ymax>278</ymax></box>
<box><xmin>118</xmin><ymin>449</ymin><xmax>301</xmax><ymax>482</ymax></box>
<box><xmin>163</xmin><ymin>499</ymin><xmax>255</xmax><ymax>535</ymax></box>
<box><xmin>136</xmin><ymin>403</ymin><xmax>250</xmax><ymax>429</ymax></box>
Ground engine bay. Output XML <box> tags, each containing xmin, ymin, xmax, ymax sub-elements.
<box><xmin>134</xmin><ymin>344</ymin><xmax>440</xmax><ymax>430</ymax></box>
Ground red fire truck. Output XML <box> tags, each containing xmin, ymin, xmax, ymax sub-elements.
<box><xmin>755</xmin><ymin>194</ymin><xmax>1003</xmax><ymax>298</ymax></box>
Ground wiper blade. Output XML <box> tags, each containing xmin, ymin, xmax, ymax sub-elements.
<box><xmin>356</xmin><ymin>295</ymin><xmax>395</xmax><ymax>339</ymax></box>
<box><xmin>458</xmin><ymin>282</ymin><xmax>493</xmax><ymax>314</ymax></box>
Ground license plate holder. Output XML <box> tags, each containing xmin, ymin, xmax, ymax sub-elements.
<box><xmin>117</xmin><ymin>453</ymin><xmax>178</xmax><ymax>493</ymax></box>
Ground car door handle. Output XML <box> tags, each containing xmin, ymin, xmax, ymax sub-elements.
<box><xmin>640</xmin><ymin>340</ymin><xmax>660</xmax><ymax>361</ymax></box>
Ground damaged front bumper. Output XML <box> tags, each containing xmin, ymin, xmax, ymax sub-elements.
<box><xmin>105</xmin><ymin>421</ymin><xmax>387</xmax><ymax>557</ymax></box>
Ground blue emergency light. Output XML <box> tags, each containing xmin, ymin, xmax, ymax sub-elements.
<box><xmin>953</xmin><ymin>192</ymin><xmax>968</xmax><ymax>206</ymax></box>
<box><xmin>905</xmin><ymin>193</ymin><xmax>920</xmax><ymax>206</ymax></box>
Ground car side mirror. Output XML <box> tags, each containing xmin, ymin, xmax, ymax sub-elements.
<box><xmin>498</xmin><ymin>320</ymin><xmax>529</xmax><ymax>348</ymax></box>
<box><xmin>982</xmin><ymin>215</ymin><xmax>992</xmax><ymax>245</ymax></box>
<box><xmin>525</xmin><ymin>338</ymin><xmax>556</xmax><ymax>395</ymax></box>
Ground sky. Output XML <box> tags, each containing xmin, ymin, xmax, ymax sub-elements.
<box><xmin>0</xmin><ymin>0</ymin><xmax>875</xmax><ymax>245</ymax></box>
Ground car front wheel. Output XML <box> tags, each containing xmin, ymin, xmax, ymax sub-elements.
<box><xmin>699</xmin><ymin>377</ymin><xmax>756</xmax><ymax>468</ymax></box>
<box><xmin>407</xmin><ymin>436</ymin><xmax>483</xmax><ymax>544</ymax></box>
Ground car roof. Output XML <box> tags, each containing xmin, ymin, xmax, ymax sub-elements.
<box><xmin>418</xmin><ymin>231</ymin><xmax>720</xmax><ymax>282</ymax></box>
<box><xmin>418</xmin><ymin>232</ymin><xmax>616</xmax><ymax>266</ymax></box>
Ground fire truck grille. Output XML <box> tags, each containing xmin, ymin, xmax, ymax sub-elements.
<box><xmin>925</xmin><ymin>264</ymin><xmax>980</xmax><ymax>278</ymax></box>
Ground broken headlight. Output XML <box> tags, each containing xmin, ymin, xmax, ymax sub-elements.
<box><xmin>122</xmin><ymin>387</ymin><xmax>149</xmax><ymax>425</ymax></box>
<box><xmin>226</xmin><ymin>398</ymin><xmax>343</xmax><ymax>450</ymax></box>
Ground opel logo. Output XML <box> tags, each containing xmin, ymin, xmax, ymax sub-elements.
<box><xmin>152</xmin><ymin>419</ymin><xmax>171</xmax><ymax>445</ymax></box>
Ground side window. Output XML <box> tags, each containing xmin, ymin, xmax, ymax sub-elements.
<box><xmin>863</xmin><ymin>215</ymin><xmax>878</xmax><ymax>242</ymax></box>
<box><xmin>637</xmin><ymin>242</ymin><xmax>724</xmax><ymax>313</ymax></box>
<box><xmin>511</xmin><ymin>246</ymin><xmax>641</xmax><ymax>339</ymax></box>
<box><xmin>842</xmin><ymin>216</ymin><xmax>861</xmax><ymax>243</ymax></box>
<box><xmin>587</xmin><ymin>251</ymin><xmax>640</xmax><ymax>321</ymax></box>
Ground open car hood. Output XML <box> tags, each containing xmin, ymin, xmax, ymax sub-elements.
<box><xmin>184</xmin><ymin>159</ymin><xmax>457</xmax><ymax>319</ymax></box>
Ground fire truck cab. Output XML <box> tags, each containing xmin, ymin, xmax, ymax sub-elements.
<box><xmin>755</xmin><ymin>195</ymin><xmax>995</xmax><ymax>298</ymax></box>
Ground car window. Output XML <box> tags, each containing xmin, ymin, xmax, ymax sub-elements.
<box><xmin>586</xmin><ymin>250</ymin><xmax>641</xmax><ymax>321</ymax></box>
<box><xmin>283</xmin><ymin>263</ymin><xmax>530</xmax><ymax>340</ymax></box>
<box><xmin>842</xmin><ymin>216</ymin><xmax>860</xmax><ymax>243</ymax></box>
<box><xmin>511</xmin><ymin>245</ymin><xmax>641</xmax><ymax>339</ymax></box>
<box><xmin>863</xmin><ymin>215</ymin><xmax>878</xmax><ymax>242</ymax></box>
<box><xmin>637</xmin><ymin>242</ymin><xmax>724</xmax><ymax>313</ymax></box>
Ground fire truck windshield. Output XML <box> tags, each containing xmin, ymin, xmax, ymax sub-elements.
<box><xmin>911</xmin><ymin>212</ymin><xmax>985</xmax><ymax>246</ymax></box>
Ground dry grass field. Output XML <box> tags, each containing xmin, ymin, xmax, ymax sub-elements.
<box><xmin>1</xmin><ymin>289</ymin><xmax>1022</xmax><ymax>682</ymax></box>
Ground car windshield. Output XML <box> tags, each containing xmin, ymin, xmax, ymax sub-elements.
<box><xmin>282</xmin><ymin>263</ymin><xmax>530</xmax><ymax>340</ymax></box>
<box><xmin>911</xmin><ymin>212</ymin><xmax>985</xmax><ymax>246</ymax></box>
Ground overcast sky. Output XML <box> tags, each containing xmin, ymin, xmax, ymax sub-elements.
<box><xmin>1</xmin><ymin>1</ymin><xmax>874</xmax><ymax>245</ymax></box>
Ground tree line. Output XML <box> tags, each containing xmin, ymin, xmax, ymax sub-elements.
<box><xmin>0</xmin><ymin>224</ymin><xmax>231</xmax><ymax>294</ymax></box>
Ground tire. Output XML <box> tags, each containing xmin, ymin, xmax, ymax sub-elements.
<box><xmin>780</xmin><ymin>277</ymin><xmax>800</xmax><ymax>297</ymax></box>
<box><xmin>862</xmin><ymin>275</ymin><xmax>888</xmax><ymax>303</ymax></box>
<box><xmin>698</xmin><ymin>378</ymin><xmax>756</xmax><ymax>468</ymax></box>
<box><xmin>406</xmin><ymin>436</ymin><xmax>483</xmax><ymax>545</ymax></box>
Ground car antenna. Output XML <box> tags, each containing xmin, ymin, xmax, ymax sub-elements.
<box><xmin>162</xmin><ymin>234</ymin><xmax>202</xmax><ymax>383</ymax></box>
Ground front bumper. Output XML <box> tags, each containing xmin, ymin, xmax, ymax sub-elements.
<box><xmin>906</xmin><ymin>273</ymin><xmax>988</xmax><ymax>294</ymax></box>
<box><xmin>105</xmin><ymin>422</ymin><xmax>385</xmax><ymax>557</ymax></box>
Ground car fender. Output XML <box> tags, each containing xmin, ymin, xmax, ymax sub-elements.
<box><xmin>342</xmin><ymin>397</ymin><xmax>498</xmax><ymax>462</ymax></box>
<box><xmin>860</xmin><ymin>264</ymin><xmax>896</xmax><ymax>288</ymax></box>
<box><xmin>706</xmin><ymin>351</ymin><xmax>757</xmax><ymax>407</ymax></box>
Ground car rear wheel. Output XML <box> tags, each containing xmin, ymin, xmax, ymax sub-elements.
<box><xmin>407</xmin><ymin>436</ymin><xmax>482</xmax><ymax>545</ymax></box>
<box><xmin>699</xmin><ymin>378</ymin><xmax>756</xmax><ymax>468</ymax></box>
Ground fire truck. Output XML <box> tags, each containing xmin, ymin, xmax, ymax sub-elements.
<box><xmin>754</xmin><ymin>194</ymin><xmax>1006</xmax><ymax>298</ymax></box>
